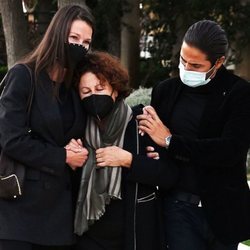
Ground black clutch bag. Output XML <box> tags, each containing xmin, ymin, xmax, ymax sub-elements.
<box><xmin>0</xmin><ymin>153</ymin><xmax>25</xmax><ymax>199</ymax></box>
<box><xmin>0</xmin><ymin>64</ymin><xmax>34</xmax><ymax>199</ymax></box>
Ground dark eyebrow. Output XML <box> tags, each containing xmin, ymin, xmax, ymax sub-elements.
<box><xmin>84</xmin><ymin>38</ymin><xmax>92</xmax><ymax>43</ymax></box>
<box><xmin>180</xmin><ymin>55</ymin><xmax>187</xmax><ymax>63</ymax></box>
<box><xmin>180</xmin><ymin>55</ymin><xmax>203</xmax><ymax>67</ymax></box>
<box><xmin>69</xmin><ymin>32</ymin><xmax>79</xmax><ymax>35</ymax></box>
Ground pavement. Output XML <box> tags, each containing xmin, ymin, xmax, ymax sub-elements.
<box><xmin>237</xmin><ymin>182</ymin><xmax>250</xmax><ymax>250</ymax></box>
<box><xmin>238</xmin><ymin>243</ymin><xmax>250</xmax><ymax>250</ymax></box>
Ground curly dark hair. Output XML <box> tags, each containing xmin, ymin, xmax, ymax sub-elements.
<box><xmin>75</xmin><ymin>51</ymin><xmax>132</xmax><ymax>99</ymax></box>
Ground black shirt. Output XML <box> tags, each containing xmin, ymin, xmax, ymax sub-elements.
<box><xmin>170</xmin><ymin>85</ymin><xmax>209</xmax><ymax>194</ymax></box>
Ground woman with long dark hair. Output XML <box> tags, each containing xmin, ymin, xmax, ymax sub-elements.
<box><xmin>0</xmin><ymin>4</ymin><xmax>94</xmax><ymax>250</ymax></box>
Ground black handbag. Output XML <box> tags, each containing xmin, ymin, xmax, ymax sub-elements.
<box><xmin>0</xmin><ymin>64</ymin><xmax>34</xmax><ymax>199</ymax></box>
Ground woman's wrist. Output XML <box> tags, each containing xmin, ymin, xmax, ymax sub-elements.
<box><xmin>122</xmin><ymin>152</ymin><xmax>133</xmax><ymax>168</ymax></box>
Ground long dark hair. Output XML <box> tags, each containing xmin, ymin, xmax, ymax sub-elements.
<box><xmin>183</xmin><ymin>20</ymin><xmax>228</xmax><ymax>64</ymax></box>
<box><xmin>21</xmin><ymin>4</ymin><xmax>95</xmax><ymax>89</ymax></box>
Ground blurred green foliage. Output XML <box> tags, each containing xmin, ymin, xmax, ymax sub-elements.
<box><xmin>242</xmin><ymin>239</ymin><xmax>250</xmax><ymax>246</ymax></box>
<box><xmin>125</xmin><ymin>86</ymin><xmax>152</xmax><ymax>107</ymax></box>
<box><xmin>0</xmin><ymin>66</ymin><xmax>7</xmax><ymax>81</ymax></box>
<box><xmin>1</xmin><ymin>0</ymin><xmax>250</xmax><ymax>87</ymax></box>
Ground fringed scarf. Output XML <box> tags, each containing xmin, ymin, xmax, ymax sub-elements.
<box><xmin>74</xmin><ymin>99</ymin><xmax>132</xmax><ymax>235</ymax></box>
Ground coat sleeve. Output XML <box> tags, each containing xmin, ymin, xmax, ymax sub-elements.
<box><xmin>0</xmin><ymin>64</ymin><xmax>66</xmax><ymax>175</ymax></box>
<box><xmin>125</xmin><ymin>122</ymin><xmax>179</xmax><ymax>189</ymax></box>
<box><xmin>126</xmin><ymin>153</ymin><xmax>179</xmax><ymax>189</ymax></box>
<box><xmin>160</xmin><ymin>80</ymin><xmax>250</xmax><ymax>169</ymax></box>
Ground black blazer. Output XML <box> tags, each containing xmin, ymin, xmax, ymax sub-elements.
<box><xmin>151</xmin><ymin>66</ymin><xmax>250</xmax><ymax>244</ymax></box>
<box><xmin>0</xmin><ymin>64</ymin><xmax>85</xmax><ymax>245</ymax></box>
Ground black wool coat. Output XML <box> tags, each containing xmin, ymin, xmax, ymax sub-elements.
<box><xmin>0</xmin><ymin>64</ymin><xmax>85</xmax><ymax>245</ymax></box>
<box><xmin>80</xmin><ymin>105</ymin><xmax>179</xmax><ymax>250</ymax></box>
<box><xmin>121</xmin><ymin>105</ymin><xmax>179</xmax><ymax>250</ymax></box>
<box><xmin>151</xmin><ymin>66</ymin><xmax>250</xmax><ymax>244</ymax></box>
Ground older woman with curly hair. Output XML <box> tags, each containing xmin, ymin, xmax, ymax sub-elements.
<box><xmin>66</xmin><ymin>51</ymin><xmax>178</xmax><ymax>250</ymax></box>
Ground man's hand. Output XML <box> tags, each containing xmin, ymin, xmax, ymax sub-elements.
<box><xmin>137</xmin><ymin>106</ymin><xmax>171</xmax><ymax>147</ymax></box>
<box><xmin>146</xmin><ymin>146</ymin><xmax>160</xmax><ymax>160</ymax></box>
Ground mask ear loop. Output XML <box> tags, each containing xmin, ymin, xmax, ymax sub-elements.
<box><xmin>207</xmin><ymin>57</ymin><xmax>224</xmax><ymax>80</ymax></box>
<box><xmin>205</xmin><ymin>64</ymin><xmax>217</xmax><ymax>80</ymax></box>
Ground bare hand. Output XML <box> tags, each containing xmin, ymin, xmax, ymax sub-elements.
<box><xmin>146</xmin><ymin>146</ymin><xmax>160</xmax><ymax>160</ymax></box>
<box><xmin>65</xmin><ymin>138</ymin><xmax>84</xmax><ymax>153</ymax></box>
<box><xmin>137</xmin><ymin>106</ymin><xmax>171</xmax><ymax>147</ymax></box>
<box><xmin>138</xmin><ymin>108</ymin><xmax>151</xmax><ymax>136</ymax></box>
<box><xmin>96</xmin><ymin>146</ymin><xmax>132</xmax><ymax>168</ymax></box>
<box><xmin>65</xmin><ymin>139</ymin><xmax>88</xmax><ymax>170</ymax></box>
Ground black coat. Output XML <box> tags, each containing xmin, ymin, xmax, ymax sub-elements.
<box><xmin>0</xmin><ymin>64</ymin><xmax>85</xmax><ymax>245</ymax></box>
<box><xmin>121</xmin><ymin>106</ymin><xmax>178</xmax><ymax>250</ymax></box>
<box><xmin>123</xmin><ymin>108</ymin><xmax>179</xmax><ymax>250</ymax></box>
<box><xmin>77</xmin><ymin>105</ymin><xmax>179</xmax><ymax>250</ymax></box>
<box><xmin>151</xmin><ymin>66</ymin><xmax>250</xmax><ymax>244</ymax></box>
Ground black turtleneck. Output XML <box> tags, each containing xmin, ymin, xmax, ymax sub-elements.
<box><xmin>169</xmin><ymin>83</ymin><xmax>211</xmax><ymax>194</ymax></box>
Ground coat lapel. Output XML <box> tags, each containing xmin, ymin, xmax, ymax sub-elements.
<box><xmin>64</xmin><ymin>89</ymin><xmax>85</xmax><ymax>143</ymax></box>
<box><xmin>156</xmin><ymin>79</ymin><xmax>183</xmax><ymax>126</ymax></box>
<box><xmin>35</xmin><ymin>72</ymin><xmax>65</xmax><ymax>146</ymax></box>
<box><xmin>198</xmin><ymin>67</ymin><xmax>238</xmax><ymax>137</ymax></box>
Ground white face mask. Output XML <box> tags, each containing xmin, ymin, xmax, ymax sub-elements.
<box><xmin>178</xmin><ymin>63</ymin><xmax>216</xmax><ymax>87</ymax></box>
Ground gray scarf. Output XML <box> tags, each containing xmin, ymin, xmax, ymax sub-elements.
<box><xmin>74</xmin><ymin>100</ymin><xmax>132</xmax><ymax>235</ymax></box>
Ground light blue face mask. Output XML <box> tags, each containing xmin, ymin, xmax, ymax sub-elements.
<box><xmin>179</xmin><ymin>63</ymin><xmax>216</xmax><ymax>87</ymax></box>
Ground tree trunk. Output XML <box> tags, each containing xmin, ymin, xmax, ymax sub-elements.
<box><xmin>37</xmin><ymin>0</ymin><xmax>56</xmax><ymax>35</ymax></box>
<box><xmin>104</xmin><ymin>0</ymin><xmax>122</xmax><ymax>57</ymax></box>
<box><xmin>170</xmin><ymin>15</ymin><xmax>191</xmax><ymax>77</ymax></box>
<box><xmin>0</xmin><ymin>16</ymin><xmax>7</xmax><ymax>66</ymax></box>
<box><xmin>235</xmin><ymin>45</ymin><xmax>250</xmax><ymax>81</ymax></box>
<box><xmin>0</xmin><ymin>0</ymin><xmax>29</xmax><ymax>68</ymax></box>
<box><xmin>121</xmin><ymin>0</ymin><xmax>140</xmax><ymax>89</ymax></box>
<box><xmin>107</xmin><ymin>21</ymin><xmax>120</xmax><ymax>57</ymax></box>
<box><xmin>58</xmin><ymin>0</ymin><xmax>86</xmax><ymax>8</ymax></box>
<box><xmin>235</xmin><ymin>0</ymin><xmax>250</xmax><ymax>81</ymax></box>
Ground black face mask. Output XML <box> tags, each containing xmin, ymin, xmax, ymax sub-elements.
<box><xmin>64</xmin><ymin>43</ymin><xmax>88</xmax><ymax>68</ymax></box>
<box><xmin>81</xmin><ymin>94</ymin><xmax>115</xmax><ymax>120</ymax></box>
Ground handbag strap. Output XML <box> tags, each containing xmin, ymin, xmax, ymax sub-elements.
<box><xmin>22</xmin><ymin>64</ymin><xmax>35</xmax><ymax>127</ymax></box>
<box><xmin>0</xmin><ymin>73</ymin><xmax>8</xmax><ymax>95</ymax></box>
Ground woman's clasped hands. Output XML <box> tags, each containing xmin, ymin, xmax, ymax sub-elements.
<box><xmin>65</xmin><ymin>139</ymin><xmax>89</xmax><ymax>170</ymax></box>
<box><xmin>96</xmin><ymin>146</ymin><xmax>132</xmax><ymax>168</ymax></box>
<box><xmin>65</xmin><ymin>135</ymin><xmax>162</xmax><ymax>171</ymax></box>
<box><xmin>66</xmin><ymin>140</ymin><xmax>132</xmax><ymax>169</ymax></box>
